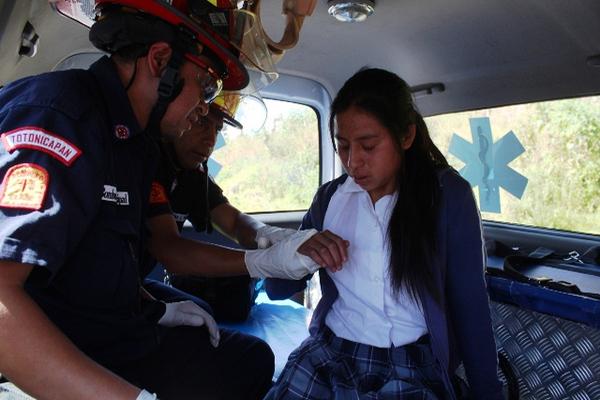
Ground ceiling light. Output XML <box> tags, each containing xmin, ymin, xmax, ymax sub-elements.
<box><xmin>328</xmin><ymin>0</ymin><xmax>375</xmax><ymax>23</ymax></box>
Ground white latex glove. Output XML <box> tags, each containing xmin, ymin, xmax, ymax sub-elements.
<box><xmin>158</xmin><ymin>300</ymin><xmax>220</xmax><ymax>347</ymax></box>
<box><xmin>255</xmin><ymin>225</ymin><xmax>298</xmax><ymax>249</ymax></box>
<box><xmin>136</xmin><ymin>389</ymin><xmax>158</xmax><ymax>400</ymax></box>
<box><xmin>245</xmin><ymin>228</ymin><xmax>320</xmax><ymax>279</ymax></box>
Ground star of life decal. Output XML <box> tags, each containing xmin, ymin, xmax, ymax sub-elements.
<box><xmin>448</xmin><ymin>117</ymin><xmax>528</xmax><ymax>213</ymax></box>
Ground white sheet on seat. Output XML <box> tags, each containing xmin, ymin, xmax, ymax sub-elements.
<box><xmin>219</xmin><ymin>292</ymin><xmax>311</xmax><ymax>379</ymax></box>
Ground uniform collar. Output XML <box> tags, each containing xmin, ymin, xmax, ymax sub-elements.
<box><xmin>89</xmin><ymin>56</ymin><xmax>143</xmax><ymax>140</ymax></box>
<box><xmin>339</xmin><ymin>175</ymin><xmax>399</xmax><ymax>204</ymax></box>
<box><xmin>339</xmin><ymin>175</ymin><xmax>365</xmax><ymax>193</ymax></box>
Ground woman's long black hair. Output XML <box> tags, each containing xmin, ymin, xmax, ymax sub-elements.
<box><xmin>329</xmin><ymin>68</ymin><xmax>449</xmax><ymax>303</ymax></box>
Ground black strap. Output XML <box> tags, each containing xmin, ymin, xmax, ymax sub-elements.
<box><xmin>145</xmin><ymin>25</ymin><xmax>195</xmax><ymax>142</ymax></box>
<box><xmin>202</xmin><ymin>161</ymin><xmax>213</xmax><ymax>234</ymax></box>
<box><xmin>498</xmin><ymin>350</ymin><xmax>520</xmax><ymax>400</ymax></box>
<box><xmin>486</xmin><ymin>240</ymin><xmax>600</xmax><ymax>299</ymax></box>
<box><xmin>582</xmin><ymin>245</ymin><xmax>600</xmax><ymax>264</ymax></box>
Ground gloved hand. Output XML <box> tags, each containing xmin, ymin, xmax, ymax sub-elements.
<box><xmin>255</xmin><ymin>225</ymin><xmax>297</xmax><ymax>249</ymax></box>
<box><xmin>245</xmin><ymin>228</ymin><xmax>320</xmax><ymax>279</ymax></box>
<box><xmin>136</xmin><ymin>389</ymin><xmax>158</xmax><ymax>400</ymax></box>
<box><xmin>158</xmin><ymin>300</ymin><xmax>220</xmax><ymax>347</ymax></box>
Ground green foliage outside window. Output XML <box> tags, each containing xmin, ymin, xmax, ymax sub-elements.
<box><xmin>213</xmin><ymin>99</ymin><xmax>319</xmax><ymax>213</ymax></box>
<box><xmin>212</xmin><ymin>95</ymin><xmax>599</xmax><ymax>236</ymax></box>
<box><xmin>426</xmin><ymin>96</ymin><xmax>600</xmax><ymax>235</ymax></box>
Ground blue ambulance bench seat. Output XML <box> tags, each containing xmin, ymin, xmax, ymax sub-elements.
<box><xmin>219</xmin><ymin>291</ymin><xmax>310</xmax><ymax>380</ymax></box>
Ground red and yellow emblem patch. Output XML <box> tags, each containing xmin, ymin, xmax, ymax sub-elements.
<box><xmin>0</xmin><ymin>163</ymin><xmax>49</xmax><ymax>210</ymax></box>
<box><xmin>149</xmin><ymin>181</ymin><xmax>168</xmax><ymax>204</ymax></box>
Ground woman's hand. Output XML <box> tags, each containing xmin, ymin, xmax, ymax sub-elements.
<box><xmin>297</xmin><ymin>230</ymin><xmax>349</xmax><ymax>272</ymax></box>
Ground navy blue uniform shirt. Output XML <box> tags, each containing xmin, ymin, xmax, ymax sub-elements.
<box><xmin>171</xmin><ymin>168</ymin><xmax>228</xmax><ymax>231</ymax></box>
<box><xmin>147</xmin><ymin>148</ymin><xmax>228</xmax><ymax>231</ymax></box>
<box><xmin>0</xmin><ymin>56</ymin><xmax>163</xmax><ymax>368</ymax></box>
<box><xmin>143</xmin><ymin>152</ymin><xmax>228</xmax><ymax>277</ymax></box>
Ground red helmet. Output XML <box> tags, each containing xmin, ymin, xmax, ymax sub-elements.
<box><xmin>51</xmin><ymin>0</ymin><xmax>250</xmax><ymax>91</ymax></box>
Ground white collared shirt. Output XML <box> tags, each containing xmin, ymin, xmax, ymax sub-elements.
<box><xmin>324</xmin><ymin>177</ymin><xmax>427</xmax><ymax>347</ymax></box>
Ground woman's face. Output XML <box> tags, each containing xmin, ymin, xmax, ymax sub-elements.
<box><xmin>335</xmin><ymin>106</ymin><xmax>409</xmax><ymax>203</ymax></box>
<box><xmin>173</xmin><ymin>112</ymin><xmax>223</xmax><ymax>170</ymax></box>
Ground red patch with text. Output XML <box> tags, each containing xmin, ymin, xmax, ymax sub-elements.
<box><xmin>149</xmin><ymin>182</ymin><xmax>169</xmax><ymax>204</ymax></box>
<box><xmin>0</xmin><ymin>163</ymin><xmax>49</xmax><ymax>210</ymax></box>
<box><xmin>1</xmin><ymin>127</ymin><xmax>82</xmax><ymax>166</ymax></box>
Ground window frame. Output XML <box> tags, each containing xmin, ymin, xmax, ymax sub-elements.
<box><xmin>230</xmin><ymin>73</ymin><xmax>333</xmax><ymax>218</ymax></box>
<box><xmin>422</xmin><ymin>96</ymin><xmax>600</xmax><ymax>244</ymax></box>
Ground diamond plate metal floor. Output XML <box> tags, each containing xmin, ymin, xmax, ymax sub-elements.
<box><xmin>491</xmin><ymin>301</ymin><xmax>600</xmax><ymax>400</ymax></box>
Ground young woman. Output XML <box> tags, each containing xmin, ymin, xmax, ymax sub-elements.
<box><xmin>265</xmin><ymin>68</ymin><xmax>503</xmax><ymax>399</ymax></box>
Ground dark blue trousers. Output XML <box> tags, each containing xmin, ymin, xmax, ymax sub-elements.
<box><xmin>114</xmin><ymin>326</ymin><xmax>274</xmax><ymax>400</ymax></box>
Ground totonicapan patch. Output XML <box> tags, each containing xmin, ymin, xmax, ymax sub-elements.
<box><xmin>149</xmin><ymin>181</ymin><xmax>169</xmax><ymax>204</ymax></box>
<box><xmin>1</xmin><ymin>126</ymin><xmax>82</xmax><ymax>166</ymax></box>
<box><xmin>0</xmin><ymin>163</ymin><xmax>49</xmax><ymax>210</ymax></box>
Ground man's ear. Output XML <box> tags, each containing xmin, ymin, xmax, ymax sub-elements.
<box><xmin>147</xmin><ymin>42</ymin><xmax>173</xmax><ymax>78</ymax></box>
<box><xmin>401</xmin><ymin>123</ymin><xmax>417</xmax><ymax>150</ymax></box>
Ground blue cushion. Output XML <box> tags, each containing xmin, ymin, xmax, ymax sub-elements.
<box><xmin>219</xmin><ymin>292</ymin><xmax>310</xmax><ymax>379</ymax></box>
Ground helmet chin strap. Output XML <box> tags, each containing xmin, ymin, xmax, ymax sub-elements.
<box><xmin>140</xmin><ymin>26</ymin><xmax>215</xmax><ymax>234</ymax></box>
<box><xmin>145</xmin><ymin>26</ymin><xmax>196</xmax><ymax>141</ymax></box>
<box><xmin>202</xmin><ymin>160</ymin><xmax>213</xmax><ymax>234</ymax></box>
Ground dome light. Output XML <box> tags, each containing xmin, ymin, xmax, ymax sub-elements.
<box><xmin>328</xmin><ymin>0</ymin><xmax>375</xmax><ymax>23</ymax></box>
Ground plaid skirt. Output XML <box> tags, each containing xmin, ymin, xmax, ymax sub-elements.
<box><xmin>265</xmin><ymin>327</ymin><xmax>447</xmax><ymax>400</ymax></box>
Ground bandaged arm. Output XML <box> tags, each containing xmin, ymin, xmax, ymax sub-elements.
<box><xmin>147</xmin><ymin>214</ymin><xmax>320</xmax><ymax>279</ymax></box>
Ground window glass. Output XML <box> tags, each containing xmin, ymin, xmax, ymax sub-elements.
<box><xmin>212</xmin><ymin>98</ymin><xmax>319</xmax><ymax>213</ymax></box>
<box><xmin>425</xmin><ymin>96</ymin><xmax>600</xmax><ymax>235</ymax></box>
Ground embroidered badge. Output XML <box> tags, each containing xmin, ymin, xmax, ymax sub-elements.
<box><xmin>150</xmin><ymin>182</ymin><xmax>169</xmax><ymax>204</ymax></box>
<box><xmin>0</xmin><ymin>163</ymin><xmax>49</xmax><ymax>210</ymax></box>
<box><xmin>102</xmin><ymin>185</ymin><xmax>130</xmax><ymax>206</ymax></box>
<box><xmin>114</xmin><ymin>124</ymin><xmax>130</xmax><ymax>140</ymax></box>
<box><xmin>1</xmin><ymin>127</ymin><xmax>82</xmax><ymax>166</ymax></box>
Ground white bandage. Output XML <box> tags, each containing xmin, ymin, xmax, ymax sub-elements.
<box><xmin>255</xmin><ymin>225</ymin><xmax>298</xmax><ymax>249</ymax></box>
<box><xmin>245</xmin><ymin>228</ymin><xmax>320</xmax><ymax>279</ymax></box>
<box><xmin>158</xmin><ymin>301</ymin><xmax>220</xmax><ymax>347</ymax></box>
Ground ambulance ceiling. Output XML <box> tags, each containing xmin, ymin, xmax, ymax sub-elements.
<box><xmin>1</xmin><ymin>0</ymin><xmax>600</xmax><ymax>116</ymax></box>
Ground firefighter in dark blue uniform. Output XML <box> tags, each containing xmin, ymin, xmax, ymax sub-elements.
<box><xmin>0</xmin><ymin>1</ymin><xmax>332</xmax><ymax>399</ymax></box>
<box><xmin>145</xmin><ymin>95</ymin><xmax>299</xmax><ymax>322</ymax></box>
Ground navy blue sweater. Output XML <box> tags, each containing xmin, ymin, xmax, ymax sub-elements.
<box><xmin>266</xmin><ymin>169</ymin><xmax>503</xmax><ymax>399</ymax></box>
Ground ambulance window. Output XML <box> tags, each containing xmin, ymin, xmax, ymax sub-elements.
<box><xmin>425</xmin><ymin>95</ymin><xmax>600</xmax><ymax>235</ymax></box>
<box><xmin>212</xmin><ymin>98</ymin><xmax>320</xmax><ymax>213</ymax></box>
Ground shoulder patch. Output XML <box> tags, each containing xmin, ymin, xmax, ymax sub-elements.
<box><xmin>1</xmin><ymin>127</ymin><xmax>82</xmax><ymax>166</ymax></box>
<box><xmin>150</xmin><ymin>181</ymin><xmax>169</xmax><ymax>204</ymax></box>
<box><xmin>0</xmin><ymin>163</ymin><xmax>49</xmax><ymax>210</ymax></box>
